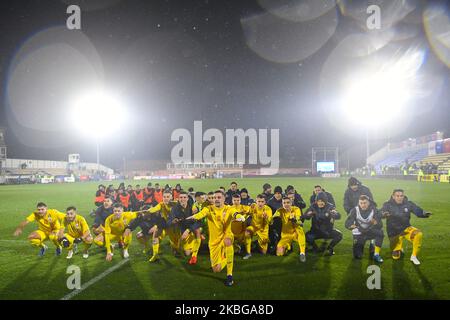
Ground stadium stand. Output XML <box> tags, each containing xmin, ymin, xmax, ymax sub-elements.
<box><xmin>417</xmin><ymin>153</ymin><xmax>450</xmax><ymax>167</ymax></box>
<box><xmin>373</xmin><ymin>147</ymin><xmax>428</xmax><ymax>173</ymax></box>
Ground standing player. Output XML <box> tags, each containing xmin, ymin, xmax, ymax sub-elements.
<box><xmin>94</xmin><ymin>185</ymin><xmax>106</xmax><ymax>207</ymax></box>
<box><xmin>285</xmin><ymin>185</ymin><xmax>307</xmax><ymax>210</ymax></box>
<box><xmin>132</xmin><ymin>185</ymin><xmax>144</xmax><ymax>210</ymax></box>
<box><xmin>303</xmin><ymin>192</ymin><xmax>342</xmax><ymax>256</ymax></box>
<box><xmin>117</xmin><ymin>187</ymin><xmax>131</xmax><ymax>211</ymax></box>
<box><xmin>381</xmin><ymin>189</ymin><xmax>431</xmax><ymax>265</ymax></box>
<box><xmin>143</xmin><ymin>183</ymin><xmax>155</xmax><ymax>206</ymax></box>
<box><xmin>187</xmin><ymin>190</ymin><xmax>237</xmax><ymax>286</ymax></box>
<box><xmin>57</xmin><ymin>206</ymin><xmax>93</xmax><ymax>259</ymax></box>
<box><xmin>225</xmin><ymin>182</ymin><xmax>240</xmax><ymax>205</ymax></box>
<box><xmin>13</xmin><ymin>202</ymin><xmax>63</xmax><ymax>256</ymax></box>
<box><xmin>343</xmin><ymin>177</ymin><xmax>374</xmax><ymax>214</ymax></box>
<box><xmin>273</xmin><ymin>197</ymin><xmax>306</xmax><ymax>262</ymax></box>
<box><xmin>239</xmin><ymin>188</ymin><xmax>254</xmax><ymax>205</ymax></box>
<box><xmin>243</xmin><ymin>194</ymin><xmax>272</xmax><ymax>259</ymax></box>
<box><xmin>153</xmin><ymin>183</ymin><xmax>163</xmax><ymax>204</ymax></box>
<box><xmin>172</xmin><ymin>184</ymin><xmax>182</xmax><ymax>201</ymax></box>
<box><xmin>345</xmin><ymin>195</ymin><xmax>384</xmax><ymax>263</ymax></box>
<box><xmin>262</xmin><ymin>183</ymin><xmax>273</xmax><ymax>200</ymax></box>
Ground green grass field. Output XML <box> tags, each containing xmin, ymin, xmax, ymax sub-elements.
<box><xmin>0</xmin><ymin>177</ymin><xmax>449</xmax><ymax>300</ymax></box>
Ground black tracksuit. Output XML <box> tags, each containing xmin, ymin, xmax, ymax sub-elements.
<box><xmin>343</xmin><ymin>184</ymin><xmax>373</xmax><ymax>215</ymax></box>
<box><xmin>345</xmin><ymin>203</ymin><xmax>384</xmax><ymax>258</ymax></box>
<box><xmin>240</xmin><ymin>197</ymin><xmax>255</xmax><ymax>206</ymax></box>
<box><xmin>381</xmin><ymin>197</ymin><xmax>428</xmax><ymax>238</ymax></box>
<box><xmin>292</xmin><ymin>192</ymin><xmax>307</xmax><ymax>210</ymax></box>
<box><xmin>304</xmin><ymin>203</ymin><xmax>342</xmax><ymax>250</ymax></box>
<box><xmin>168</xmin><ymin>203</ymin><xmax>201</xmax><ymax>233</ymax></box>
<box><xmin>309</xmin><ymin>191</ymin><xmax>335</xmax><ymax>207</ymax></box>
<box><xmin>126</xmin><ymin>213</ymin><xmax>160</xmax><ymax>236</ymax></box>
<box><xmin>225</xmin><ymin>189</ymin><xmax>240</xmax><ymax>205</ymax></box>
<box><xmin>92</xmin><ymin>206</ymin><xmax>113</xmax><ymax>228</ymax></box>
<box><xmin>267</xmin><ymin>196</ymin><xmax>283</xmax><ymax>254</ymax></box>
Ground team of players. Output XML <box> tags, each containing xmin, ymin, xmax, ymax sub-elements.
<box><xmin>13</xmin><ymin>178</ymin><xmax>431</xmax><ymax>286</ymax></box>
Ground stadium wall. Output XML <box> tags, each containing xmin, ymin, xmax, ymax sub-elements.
<box><xmin>2</xmin><ymin>158</ymin><xmax>114</xmax><ymax>175</ymax></box>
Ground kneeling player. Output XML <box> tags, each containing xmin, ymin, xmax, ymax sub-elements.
<box><xmin>14</xmin><ymin>202</ymin><xmax>63</xmax><ymax>257</ymax></box>
<box><xmin>57</xmin><ymin>206</ymin><xmax>93</xmax><ymax>259</ymax></box>
<box><xmin>229</xmin><ymin>194</ymin><xmax>251</xmax><ymax>254</ymax></box>
<box><xmin>273</xmin><ymin>197</ymin><xmax>306</xmax><ymax>262</ymax></box>
<box><xmin>96</xmin><ymin>203</ymin><xmax>139</xmax><ymax>261</ymax></box>
<box><xmin>187</xmin><ymin>190</ymin><xmax>236</xmax><ymax>286</ymax></box>
<box><xmin>123</xmin><ymin>205</ymin><xmax>161</xmax><ymax>258</ymax></box>
<box><xmin>243</xmin><ymin>194</ymin><xmax>272</xmax><ymax>259</ymax></box>
<box><xmin>345</xmin><ymin>195</ymin><xmax>383</xmax><ymax>263</ymax></box>
<box><xmin>381</xmin><ymin>189</ymin><xmax>431</xmax><ymax>265</ymax></box>
<box><xmin>304</xmin><ymin>192</ymin><xmax>342</xmax><ymax>256</ymax></box>
<box><xmin>146</xmin><ymin>190</ymin><xmax>178</xmax><ymax>260</ymax></box>
<box><xmin>169</xmin><ymin>192</ymin><xmax>203</xmax><ymax>265</ymax></box>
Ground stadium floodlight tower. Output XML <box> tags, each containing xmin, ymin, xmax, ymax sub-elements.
<box><xmin>341</xmin><ymin>50</ymin><xmax>422</xmax><ymax>163</ymax></box>
<box><xmin>71</xmin><ymin>90</ymin><xmax>126</xmax><ymax>172</ymax></box>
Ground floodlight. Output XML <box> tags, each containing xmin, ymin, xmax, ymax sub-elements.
<box><xmin>71</xmin><ymin>90</ymin><xmax>125</xmax><ymax>137</ymax></box>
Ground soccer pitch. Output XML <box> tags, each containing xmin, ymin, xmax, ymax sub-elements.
<box><xmin>0</xmin><ymin>177</ymin><xmax>449</xmax><ymax>300</ymax></box>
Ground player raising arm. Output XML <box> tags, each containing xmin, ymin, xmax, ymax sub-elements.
<box><xmin>186</xmin><ymin>190</ymin><xmax>236</xmax><ymax>286</ymax></box>
<box><xmin>14</xmin><ymin>202</ymin><xmax>63</xmax><ymax>257</ymax></box>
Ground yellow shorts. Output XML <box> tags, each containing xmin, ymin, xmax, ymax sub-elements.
<box><xmin>162</xmin><ymin>227</ymin><xmax>181</xmax><ymax>248</ymax></box>
<box><xmin>209</xmin><ymin>234</ymin><xmax>233</xmax><ymax>268</ymax></box>
<box><xmin>233</xmin><ymin>231</ymin><xmax>246</xmax><ymax>244</ymax></box>
<box><xmin>209</xmin><ymin>242</ymin><xmax>226</xmax><ymax>267</ymax></box>
<box><xmin>35</xmin><ymin>230</ymin><xmax>51</xmax><ymax>241</ymax></box>
<box><xmin>246</xmin><ymin>226</ymin><xmax>269</xmax><ymax>251</ymax></box>
<box><xmin>277</xmin><ymin>232</ymin><xmax>302</xmax><ymax>250</ymax></box>
<box><xmin>390</xmin><ymin>226</ymin><xmax>421</xmax><ymax>252</ymax></box>
<box><xmin>181</xmin><ymin>232</ymin><xmax>195</xmax><ymax>252</ymax></box>
<box><xmin>64</xmin><ymin>233</ymin><xmax>89</xmax><ymax>245</ymax></box>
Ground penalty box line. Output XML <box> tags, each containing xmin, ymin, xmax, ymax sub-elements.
<box><xmin>60</xmin><ymin>259</ymin><xmax>129</xmax><ymax>300</ymax></box>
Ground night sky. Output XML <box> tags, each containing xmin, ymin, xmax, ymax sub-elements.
<box><xmin>1</xmin><ymin>0</ymin><xmax>449</xmax><ymax>171</ymax></box>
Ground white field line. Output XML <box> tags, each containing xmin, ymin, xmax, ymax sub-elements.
<box><xmin>60</xmin><ymin>258</ymin><xmax>129</xmax><ymax>300</ymax></box>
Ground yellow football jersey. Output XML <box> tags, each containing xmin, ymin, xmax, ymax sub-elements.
<box><xmin>249</xmin><ymin>205</ymin><xmax>273</xmax><ymax>231</ymax></box>
<box><xmin>193</xmin><ymin>205</ymin><xmax>235</xmax><ymax>246</ymax></box>
<box><xmin>147</xmin><ymin>202</ymin><xmax>176</xmax><ymax>221</ymax></box>
<box><xmin>63</xmin><ymin>215</ymin><xmax>89</xmax><ymax>238</ymax></box>
<box><xmin>26</xmin><ymin>209</ymin><xmax>62</xmax><ymax>234</ymax></box>
<box><xmin>231</xmin><ymin>204</ymin><xmax>251</xmax><ymax>216</ymax></box>
<box><xmin>104</xmin><ymin>211</ymin><xmax>138</xmax><ymax>236</ymax></box>
<box><xmin>273</xmin><ymin>206</ymin><xmax>302</xmax><ymax>235</ymax></box>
